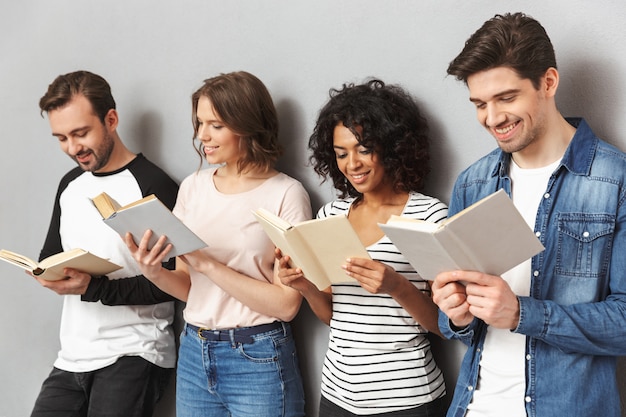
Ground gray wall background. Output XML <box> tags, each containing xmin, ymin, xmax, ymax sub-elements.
<box><xmin>1</xmin><ymin>1</ymin><xmax>625</xmax><ymax>416</ymax></box>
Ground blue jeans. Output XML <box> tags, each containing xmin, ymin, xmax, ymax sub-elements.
<box><xmin>177</xmin><ymin>322</ymin><xmax>305</xmax><ymax>417</ymax></box>
<box><xmin>30</xmin><ymin>356</ymin><xmax>172</xmax><ymax>417</ymax></box>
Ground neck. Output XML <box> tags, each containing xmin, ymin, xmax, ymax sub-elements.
<box><xmin>216</xmin><ymin>162</ymin><xmax>274</xmax><ymax>179</ymax></box>
<box><xmin>358</xmin><ymin>187</ymin><xmax>409</xmax><ymax>208</ymax></box>
<box><xmin>96</xmin><ymin>135</ymin><xmax>136</xmax><ymax>173</ymax></box>
<box><xmin>512</xmin><ymin>113</ymin><xmax>575</xmax><ymax>169</ymax></box>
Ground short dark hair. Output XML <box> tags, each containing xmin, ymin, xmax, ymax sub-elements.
<box><xmin>39</xmin><ymin>70</ymin><xmax>116</xmax><ymax>123</ymax></box>
<box><xmin>447</xmin><ymin>12</ymin><xmax>557</xmax><ymax>89</ymax></box>
<box><xmin>191</xmin><ymin>71</ymin><xmax>281</xmax><ymax>173</ymax></box>
<box><xmin>309</xmin><ymin>79</ymin><xmax>431</xmax><ymax>199</ymax></box>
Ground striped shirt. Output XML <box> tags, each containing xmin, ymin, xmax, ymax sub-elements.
<box><xmin>318</xmin><ymin>192</ymin><xmax>448</xmax><ymax>414</ymax></box>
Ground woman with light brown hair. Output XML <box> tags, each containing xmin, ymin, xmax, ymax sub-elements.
<box><xmin>127</xmin><ymin>71</ymin><xmax>309</xmax><ymax>417</ymax></box>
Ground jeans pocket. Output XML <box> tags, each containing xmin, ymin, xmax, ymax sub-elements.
<box><xmin>238</xmin><ymin>336</ymin><xmax>279</xmax><ymax>363</ymax></box>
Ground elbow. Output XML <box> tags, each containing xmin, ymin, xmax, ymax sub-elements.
<box><xmin>430</xmin><ymin>327</ymin><xmax>445</xmax><ymax>339</ymax></box>
<box><xmin>277</xmin><ymin>297</ymin><xmax>303</xmax><ymax>322</ymax></box>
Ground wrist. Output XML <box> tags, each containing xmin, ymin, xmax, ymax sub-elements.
<box><xmin>389</xmin><ymin>276</ymin><xmax>415</xmax><ymax>300</ymax></box>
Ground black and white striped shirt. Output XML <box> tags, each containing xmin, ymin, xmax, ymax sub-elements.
<box><xmin>318</xmin><ymin>192</ymin><xmax>448</xmax><ymax>414</ymax></box>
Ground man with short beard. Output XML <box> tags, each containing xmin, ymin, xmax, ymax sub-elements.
<box><xmin>31</xmin><ymin>70</ymin><xmax>178</xmax><ymax>417</ymax></box>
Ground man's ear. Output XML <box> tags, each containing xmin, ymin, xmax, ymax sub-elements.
<box><xmin>543</xmin><ymin>67</ymin><xmax>559</xmax><ymax>98</ymax></box>
<box><xmin>104</xmin><ymin>108</ymin><xmax>119</xmax><ymax>131</ymax></box>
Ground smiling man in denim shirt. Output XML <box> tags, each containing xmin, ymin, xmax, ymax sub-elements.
<box><xmin>432</xmin><ymin>12</ymin><xmax>626</xmax><ymax>417</ymax></box>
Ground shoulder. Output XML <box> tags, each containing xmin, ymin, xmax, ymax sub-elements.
<box><xmin>54</xmin><ymin>166</ymin><xmax>88</xmax><ymax>199</ymax></box>
<box><xmin>406</xmin><ymin>192</ymin><xmax>449</xmax><ymax>223</ymax></box>
<box><xmin>594</xmin><ymin>138</ymin><xmax>626</xmax><ymax>166</ymax></box>
<box><xmin>127</xmin><ymin>154</ymin><xmax>179</xmax><ymax>207</ymax></box>
<box><xmin>255</xmin><ymin>172</ymin><xmax>311</xmax><ymax>207</ymax></box>
<box><xmin>456</xmin><ymin>148</ymin><xmax>502</xmax><ymax>182</ymax></box>
<box><xmin>58</xmin><ymin>166</ymin><xmax>86</xmax><ymax>191</ymax></box>
<box><xmin>267</xmin><ymin>172</ymin><xmax>307</xmax><ymax>192</ymax></box>
<box><xmin>316</xmin><ymin>197</ymin><xmax>354</xmax><ymax>219</ymax></box>
<box><xmin>267</xmin><ymin>172</ymin><xmax>312</xmax><ymax>221</ymax></box>
<box><xmin>179</xmin><ymin>168</ymin><xmax>214</xmax><ymax>189</ymax></box>
<box><xmin>128</xmin><ymin>154</ymin><xmax>176</xmax><ymax>183</ymax></box>
<box><xmin>568</xmin><ymin>120</ymin><xmax>626</xmax><ymax>182</ymax></box>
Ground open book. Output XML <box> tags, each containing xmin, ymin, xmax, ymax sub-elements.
<box><xmin>378</xmin><ymin>189</ymin><xmax>545</xmax><ymax>280</ymax></box>
<box><xmin>253</xmin><ymin>208</ymin><xmax>370</xmax><ymax>290</ymax></box>
<box><xmin>91</xmin><ymin>192</ymin><xmax>207</xmax><ymax>258</ymax></box>
<box><xmin>0</xmin><ymin>248</ymin><xmax>122</xmax><ymax>281</ymax></box>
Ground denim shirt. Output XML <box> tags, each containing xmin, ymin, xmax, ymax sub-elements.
<box><xmin>440</xmin><ymin>118</ymin><xmax>626</xmax><ymax>417</ymax></box>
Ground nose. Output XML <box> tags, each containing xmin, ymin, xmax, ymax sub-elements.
<box><xmin>484</xmin><ymin>103</ymin><xmax>506</xmax><ymax>128</ymax></box>
<box><xmin>347</xmin><ymin>152</ymin><xmax>361</xmax><ymax>169</ymax></box>
<box><xmin>66</xmin><ymin>137</ymin><xmax>83</xmax><ymax>156</ymax></box>
<box><xmin>197</xmin><ymin>124</ymin><xmax>210</xmax><ymax>141</ymax></box>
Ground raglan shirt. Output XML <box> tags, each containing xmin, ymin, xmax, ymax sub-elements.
<box><xmin>40</xmin><ymin>154</ymin><xmax>178</xmax><ymax>372</ymax></box>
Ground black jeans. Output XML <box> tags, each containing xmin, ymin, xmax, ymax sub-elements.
<box><xmin>319</xmin><ymin>395</ymin><xmax>448</xmax><ymax>417</ymax></box>
<box><xmin>30</xmin><ymin>356</ymin><xmax>172</xmax><ymax>417</ymax></box>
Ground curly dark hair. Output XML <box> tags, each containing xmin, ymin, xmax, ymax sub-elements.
<box><xmin>309</xmin><ymin>79</ymin><xmax>431</xmax><ymax>199</ymax></box>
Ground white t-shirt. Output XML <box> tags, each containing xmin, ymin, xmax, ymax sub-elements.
<box><xmin>466</xmin><ymin>158</ymin><xmax>560</xmax><ymax>417</ymax></box>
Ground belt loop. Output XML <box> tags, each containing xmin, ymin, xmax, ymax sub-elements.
<box><xmin>281</xmin><ymin>321</ymin><xmax>287</xmax><ymax>337</ymax></box>
<box><xmin>229</xmin><ymin>328</ymin><xmax>236</xmax><ymax>347</ymax></box>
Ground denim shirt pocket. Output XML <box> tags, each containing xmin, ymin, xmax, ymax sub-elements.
<box><xmin>554</xmin><ymin>213</ymin><xmax>615</xmax><ymax>303</ymax></box>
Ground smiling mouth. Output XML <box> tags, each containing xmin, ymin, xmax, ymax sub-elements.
<box><xmin>349</xmin><ymin>172</ymin><xmax>370</xmax><ymax>183</ymax></box>
<box><xmin>75</xmin><ymin>152</ymin><xmax>92</xmax><ymax>163</ymax></box>
<box><xmin>494</xmin><ymin>121</ymin><xmax>519</xmax><ymax>135</ymax></box>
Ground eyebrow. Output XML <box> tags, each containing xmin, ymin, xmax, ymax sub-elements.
<box><xmin>51</xmin><ymin>126</ymin><xmax>90</xmax><ymax>138</ymax></box>
<box><xmin>469</xmin><ymin>88</ymin><xmax>521</xmax><ymax>103</ymax></box>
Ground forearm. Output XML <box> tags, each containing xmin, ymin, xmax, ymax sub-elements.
<box><xmin>82</xmin><ymin>258</ymin><xmax>178</xmax><ymax>305</ymax></box>
<box><xmin>300</xmin><ymin>286</ymin><xmax>333</xmax><ymax>325</ymax></box>
<box><xmin>516</xmin><ymin>295</ymin><xmax>626</xmax><ymax>355</ymax></box>
<box><xmin>391</xmin><ymin>279</ymin><xmax>442</xmax><ymax>337</ymax></box>
<box><xmin>199</xmin><ymin>261</ymin><xmax>303</xmax><ymax>321</ymax></box>
<box><xmin>145</xmin><ymin>266</ymin><xmax>191</xmax><ymax>302</ymax></box>
<box><xmin>82</xmin><ymin>275</ymin><xmax>176</xmax><ymax>305</ymax></box>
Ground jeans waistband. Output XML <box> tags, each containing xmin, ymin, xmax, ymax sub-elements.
<box><xmin>186</xmin><ymin>321</ymin><xmax>285</xmax><ymax>344</ymax></box>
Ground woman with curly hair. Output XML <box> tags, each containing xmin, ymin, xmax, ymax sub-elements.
<box><xmin>278</xmin><ymin>79</ymin><xmax>449</xmax><ymax>417</ymax></box>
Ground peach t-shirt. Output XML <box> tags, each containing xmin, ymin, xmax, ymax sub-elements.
<box><xmin>173</xmin><ymin>167</ymin><xmax>311</xmax><ymax>329</ymax></box>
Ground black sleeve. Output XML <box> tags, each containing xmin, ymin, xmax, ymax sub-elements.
<box><xmin>81</xmin><ymin>257</ymin><xmax>177</xmax><ymax>305</ymax></box>
<box><xmin>130</xmin><ymin>154</ymin><xmax>180</xmax><ymax>211</ymax></box>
